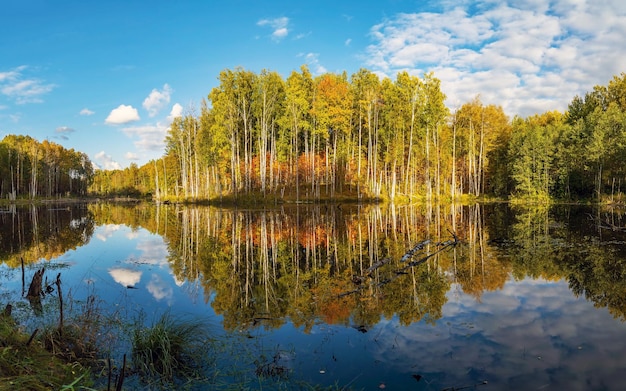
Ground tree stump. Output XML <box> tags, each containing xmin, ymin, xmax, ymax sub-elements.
<box><xmin>26</xmin><ymin>267</ymin><xmax>45</xmax><ymax>298</ymax></box>
<box><xmin>27</xmin><ymin>267</ymin><xmax>45</xmax><ymax>316</ymax></box>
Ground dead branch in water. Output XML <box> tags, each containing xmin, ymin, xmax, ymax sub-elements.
<box><xmin>21</xmin><ymin>257</ymin><xmax>25</xmax><ymax>297</ymax></box>
<box><xmin>365</xmin><ymin>257</ymin><xmax>392</xmax><ymax>276</ymax></box>
<box><xmin>588</xmin><ymin>213</ymin><xmax>626</xmax><ymax>232</ymax></box>
<box><xmin>339</xmin><ymin>231</ymin><xmax>460</xmax><ymax>298</ymax></box>
<box><xmin>400</xmin><ymin>239</ymin><xmax>431</xmax><ymax>262</ymax></box>
<box><xmin>55</xmin><ymin>273</ymin><xmax>63</xmax><ymax>335</ymax></box>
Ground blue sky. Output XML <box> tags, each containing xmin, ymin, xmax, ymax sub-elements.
<box><xmin>1</xmin><ymin>0</ymin><xmax>625</xmax><ymax>170</ymax></box>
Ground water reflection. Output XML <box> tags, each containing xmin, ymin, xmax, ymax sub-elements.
<box><xmin>0</xmin><ymin>203</ymin><xmax>93</xmax><ymax>267</ymax></box>
<box><xmin>2</xmin><ymin>202</ymin><xmax>626</xmax><ymax>389</ymax></box>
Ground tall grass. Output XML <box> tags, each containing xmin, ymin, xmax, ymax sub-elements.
<box><xmin>0</xmin><ymin>315</ymin><xmax>94</xmax><ymax>391</ymax></box>
<box><xmin>131</xmin><ymin>310</ymin><xmax>213</xmax><ymax>385</ymax></box>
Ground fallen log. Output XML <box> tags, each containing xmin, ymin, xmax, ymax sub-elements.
<box><xmin>400</xmin><ymin>240</ymin><xmax>431</xmax><ymax>262</ymax></box>
<box><xmin>366</xmin><ymin>257</ymin><xmax>392</xmax><ymax>275</ymax></box>
<box><xmin>341</xmin><ymin>232</ymin><xmax>460</xmax><ymax>297</ymax></box>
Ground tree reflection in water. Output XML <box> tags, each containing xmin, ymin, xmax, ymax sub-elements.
<box><xmin>3</xmin><ymin>202</ymin><xmax>626</xmax><ymax>389</ymax></box>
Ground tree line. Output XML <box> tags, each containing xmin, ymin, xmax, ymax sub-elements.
<box><xmin>0</xmin><ymin>135</ymin><xmax>94</xmax><ymax>199</ymax></box>
<box><xmin>81</xmin><ymin>69</ymin><xmax>626</xmax><ymax>202</ymax></box>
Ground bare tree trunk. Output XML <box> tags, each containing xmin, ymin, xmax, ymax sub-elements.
<box><xmin>452</xmin><ymin>113</ymin><xmax>457</xmax><ymax>200</ymax></box>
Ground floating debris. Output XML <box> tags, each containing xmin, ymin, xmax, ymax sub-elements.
<box><xmin>352</xmin><ymin>325</ymin><xmax>368</xmax><ymax>333</ymax></box>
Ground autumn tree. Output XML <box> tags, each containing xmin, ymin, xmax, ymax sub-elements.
<box><xmin>278</xmin><ymin>65</ymin><xmax>313</xmax><ymax>200</ymax></box>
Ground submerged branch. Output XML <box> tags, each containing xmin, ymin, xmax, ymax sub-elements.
<box><xmin>339</xmin><ymin>232</ymin><xmax>460</xmax><ymax>298</ymax></box>
<box><xmin>400</xmin><ymin>239</ymin><xmax>431</xmax><ymax>262</ymax></box>
<box><xmin>588</xmin><ymin>213</ymin><xmax>626</xmax><ymax>232</ymax></box>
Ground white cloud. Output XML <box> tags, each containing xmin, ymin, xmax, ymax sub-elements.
<box><xmin>121</xmin><ymin>123</ymin><xmax>167</xmax><ymax>153</ymax></box>
<box><xmin>105</xmin><ymin>104</ymin><xmax>140</xmax><ymax>125</ymax></box>
<box><xmin>125</xmin><ymin>152</ymin><xmax>139</xmax><ymax>160</ymax></box>
<box><xmin>55</xmin><ymin>126</ymin><xmax>74</xmax><ymax>134</ymax></box>
<box><xmin>257</xmin><ymin>17</ymin><xmax>290</xmax><ymax>41</ymax></box>
<box><xmin>142</xmin><ymin>84</ymin><xmax>172</xmax><ymax>117</ymax></box>
<box><xmin>167</xmin><ymin>103</ymin><xmax>183</xmax><ymax>122</ymax></box>
<box><xmin>294</xmin><ymin>32</ymin><xmax>310</xmax><ymax>40</ymax></box>
<box><xmin>79</xmin><ymin>108</ymin><xmax>94</xmax><ymax>116</ymax></box>
<box><xmin>94</xmin><ymin>151</ymin><xmax>122</xmax><ymax>170</ymax></box>
<box><xmin>108</xmin><ymin>268</ymin><xmax>142</xmax><ymax>288</ymax></box>
<box><xmin>301</xmin><ymin>52</ymin><xmax>327</xmax><ymax>75</ymax></box>
<box><xmin>0</xmin><ymin>66</ymin><xmax>55</xmax><ymax>104</ymax></box>
<box><xmin>366</xmin><ymin>277</ymin><xmax>626</xmax><ymax>390</ymax></box>
<box><xmin>136</xmin><ymin>237</ymin><xmax>169</xmax><ymax>267</ymax></box>
<box><xmin>147</xmin><ymin>273</ymin><xmax>173</xmax><ymax>302</ymax></box>
<box><xmin>95</xmin><ymin>224</ymin><xmax>121</xmax><ymax>241</ymax></box>
<box><xmin>55</xmin><ymin>126</ymin><xmax>74</xmax><ymax>140</ymax></box>
<box><xmin>0</xmin><ymin>69</ymin><xmax>21</xmax><ymax>83</ymax></box>
<box><xmin>365</xmin><ymin>0</ymin><xmax>626</xmax><ymax>117</ymax></box>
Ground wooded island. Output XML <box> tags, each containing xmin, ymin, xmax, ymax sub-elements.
<box><xmin>3</xmin><ymin>67</ymin><xmax>626</xmax><ymax>203</ymax></box>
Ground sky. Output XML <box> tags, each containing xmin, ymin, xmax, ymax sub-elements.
<box><xmin>1</xmin><ymin>0</ymin><xmax>626</xmax><ymax>170</ymax></box>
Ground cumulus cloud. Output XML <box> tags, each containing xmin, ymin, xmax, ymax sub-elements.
<box><xmin>121</xmin><ymin>123</ymin><xmax>168</xmax><ymax>153</ymax></box>
<box><xmin>365</xmin><ymin>0</ymin><xmax>626</xmax><ymax>117</ymax></box>
<box><xmin>147</xmin><ymin>273</ymin><xmax>173</xmax><ymax>302</ymax></box>
<box><xmin>136</xmin><ymin>237</ymin><xmax>169</xmax><ymax>267</ymax></box>
<box><xmin>94</xmin><ymin>151</ymin><xmax>122</xmax><ymax>170</ymax></box>
<box><xmin>79</xmin><ymin>108</ymin><xmax>94</xmax><ymax>116</ymax></box>
<box><xmin>167</xmin><ymin>103</ymin><xmax>183</xmax><ymax>122</ymax></box>
<box><xmin>257</xmin><ymin>17</ymin><xmax>289</xmax><ymax>41</ymax></box>
<box><xmin>0</xmin><ymin>65</ymin><xmax>55</xmax><ymax>104</ymax></box>
<box><xmin>95</xmin><ymin>224</ymin><xmax>121</xmax><ymax>241</ymax></box>
<box><xmin>363</xmin><ymin>278</ymin><xmax>626</xmax><ymax>390</ymax></box>
<box><xmin>143</xmin><ymin>84</ymin><xmax>172</xmax><ymax>117</ymax></box>
<box><xmin>105</xmin><ymin>104</ymin><xmax>140</xmax><ymax>124</ymax></box>
<box><xmin>108</xmin><ymin>268</ymin><xmax>142</xmax><ymax>288</ymax></box>
<box><xmin>125</xmin><ymin>152</ymin><xmax>139</xmax><ymax>160</ymax></box>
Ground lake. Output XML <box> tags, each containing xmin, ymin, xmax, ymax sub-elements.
<box><xmin>1</xmin><ymin>202</ymin><xmax>626</xmax><ymax>390</ymax></box>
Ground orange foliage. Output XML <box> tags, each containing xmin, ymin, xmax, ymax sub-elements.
<box><xmin>297</xmin><ymin>152</ymin><xmax>327</xmax><ymax>183</ymax></box>
<box><xmin>298</xmin><ymin>225</ymin><xmax>328</xmax><ymax>248</ymax></box>
<box><xmin>319</xmin><ymin>290</ymin><xmax>353</xmax><ymax>325</ymax></box>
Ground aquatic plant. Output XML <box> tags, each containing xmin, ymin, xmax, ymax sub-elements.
<box><xmin>131</xmin><ymin>310</ymin><xmax>213</xmax><ymax>385</ymax></box>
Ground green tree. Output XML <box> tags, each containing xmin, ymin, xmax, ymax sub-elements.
<box><xmin>278</xmin><ymin>65</ymin><xmax>313</xmax><ymax>199</ymax></box>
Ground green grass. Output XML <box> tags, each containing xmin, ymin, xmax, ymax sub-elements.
<box><xmin>2</xmin><ymin>290</ymin><xmax>358</xmax><ymax>390</ymax></box>
<box><xmin>131</xmin><ymin>311</ymin><xmax>213</xmax><ymax>386</ymax></box>
<box><xmin>0</xmin><ymin>315</ymin><xmax>95</xmax><ymax>391</ymax></box>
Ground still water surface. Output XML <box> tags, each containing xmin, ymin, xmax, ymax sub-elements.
<box><xmin>1</xmin><ymin>202</ymin><xmax>626</xmax><ymax>390</ymax></box>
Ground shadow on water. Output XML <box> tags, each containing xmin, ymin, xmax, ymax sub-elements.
<box><xmin>2</xmin><ymin>202</ymin><xmax>626</xmax><ymax>389</ymax></box>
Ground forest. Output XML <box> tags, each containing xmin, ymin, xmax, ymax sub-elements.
<box><xmin>89</xmin><ymin>68</ymin><xmax>626</xmax><ymax>203</ymax></box>
<box><xmin>4</xmin><ymin>67</ymin><xmax>626</xmax><ymax>203</ymax></box>
<box><xmin>0</xmin><ymin>135</ymin><xmax>93</xmax><ymax>199</ymax></box>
